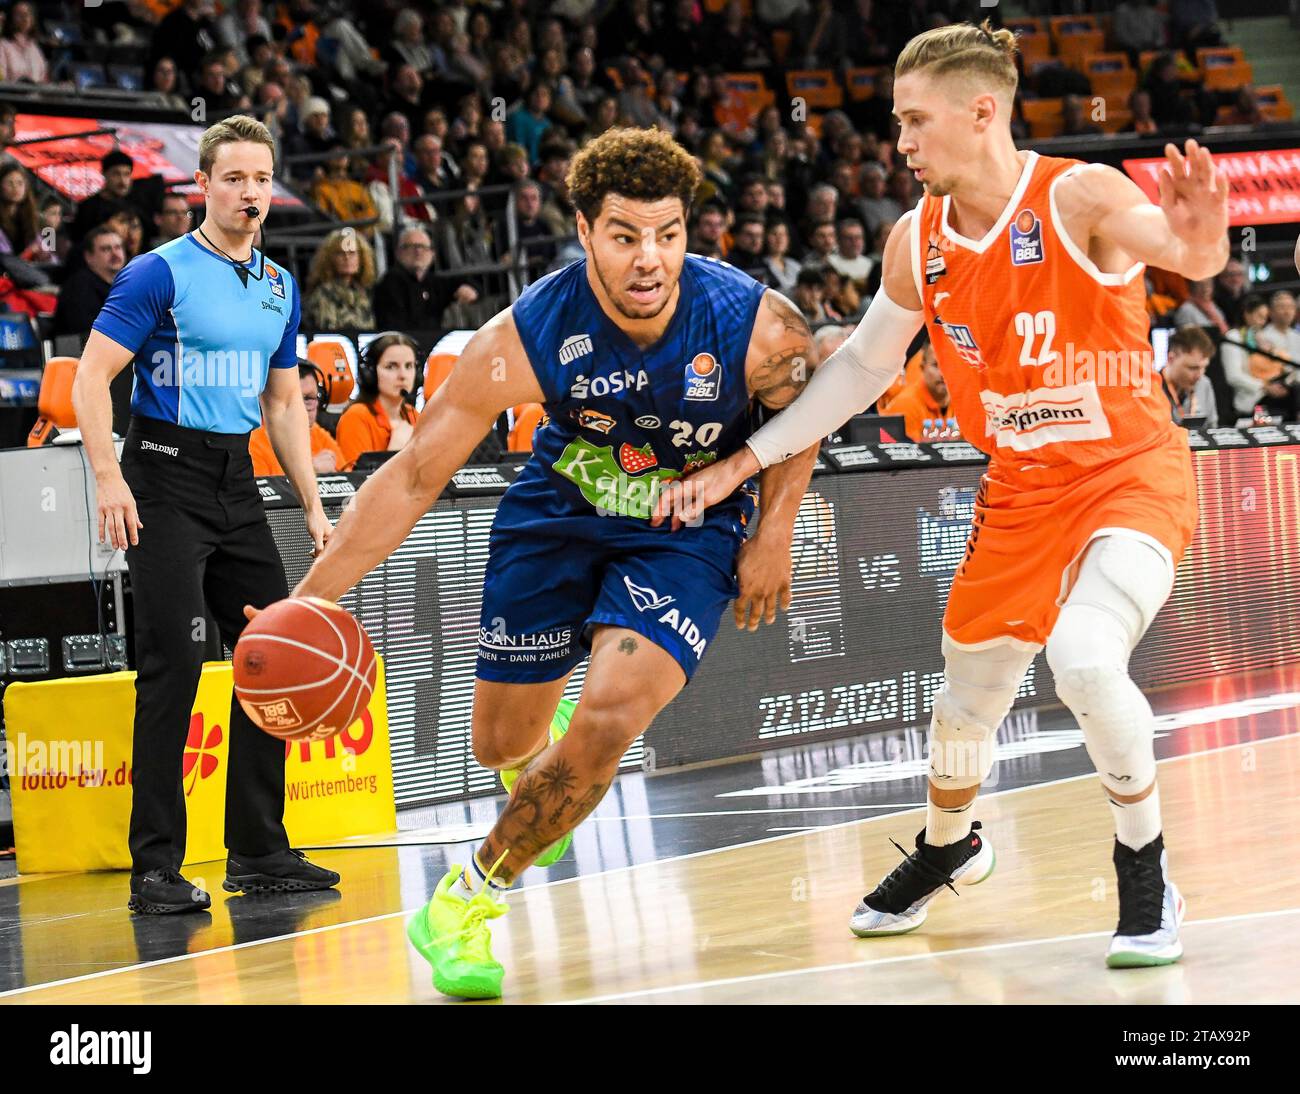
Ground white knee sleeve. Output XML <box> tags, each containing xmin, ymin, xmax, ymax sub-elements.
<box><xmin>1047</xmin><ymin>536</ymin><xmax>1173</xmax><ymax>795</ymax></box>
<box><xmin>929</xmin><ymin>635</ymin><xmax>1036</xmax><ymax>790</ymax></box>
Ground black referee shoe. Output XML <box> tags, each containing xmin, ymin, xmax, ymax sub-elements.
<box><xmin>223</xmin><ymin>848</ymin><xmax>340</xmax><ymax>894</ymax></box>
<box><xmin>128</xmin><ymin>868</ymin><xmax>212</xmax><ymax>915</ymax></box>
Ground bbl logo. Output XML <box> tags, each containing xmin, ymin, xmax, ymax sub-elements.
<box><xmin>266</xmin><ymin>261</ymin><xmax>286</xmax><ymax>298</ymax></box>
<box><xmin>1009</xmin><ymin>208</ymin><xmax>1043</xmax><ymax>266</ymax></box>
<box><xmin>684</xmin><ymin>352</ymin><xmax>720</xmax><ymax>402</ymax></box>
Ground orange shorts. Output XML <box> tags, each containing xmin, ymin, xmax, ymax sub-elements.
<box><xmin>943</xmin><ymin>437</ymin><xmax>1197</xmax><ymax>650</ymax></box>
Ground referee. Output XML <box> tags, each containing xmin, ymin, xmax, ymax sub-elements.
<box><xmin>72</xmin><ymin>117</ymin><xmax>340</xmax><ymax>915</ymax></box>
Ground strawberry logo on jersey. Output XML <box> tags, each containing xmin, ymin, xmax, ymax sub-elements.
<box><xmin>572</xmin><ymin>407</ymin><xmax>616</xmax><ymax>434</ymax></box>
<box><xmin>683</xmin><ymin>450</ymin><xmax>718</xmax><ymax>473</ymax></box>
<box><xmin>618</xmin><ymin>442</ymin><xmax>658</xmax><ymax>474</ymax></box>
<box><xmin>1009</xmin><ymin>208</ymin><xmax>1044</xmax><ymax>266</ymax></box>
<box><xmin>684</xmin><ymin>353</ymin><xmax>721</xmax><ymax>402</ymax></box>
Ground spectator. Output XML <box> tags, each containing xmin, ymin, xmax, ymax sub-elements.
<box><xmin>1224</xmin><ymin>86</ymin><xmax>1263</xmax><ymax>128</ymax></box>
<box><xmin>804</xmin><ymin>219</ymin><xmax>838</xmax><ymax>268</ymax></box>
<box><xmin>736</xmin><ymin>174</ymin><xmax>770</xmax><ymax>218</ymax></box>
<box><xmin>214</xmin><ymin>0</ymin><xmax>272</xmax><ymax>67</ymax></box>
<box><xmin>335</xmin><ymin>331</ymin><xmax>420</xmax><ymax>469</ymax></box>
<box><xmin>1220</xmin><ymin>294</ymin><xmax>1276</xmax><ymax>416</ymax></box>
<box><xmin>799</xmin><ymin>183</ymin><xmax>838</xmax><ymax>246</ymax></box>
<box><xmin>536</xmin><ymin>142</ymin><xmax>576</xmax><ymax>236</ymax></box>
<box><xmin>1213</xmin><ymin>257</ymin><xmax>1248</xmax><ymax>327</ymax></box>
<box><xmin>1260</xmin><ymin>290</ymin><xmax>1300</xmax><ymax>362</ymax></box>
<box><xmin>0</xmin><ymin>102</ymin><xmax>18</xmax><ymax>169</ymax></box>
<box><xmin>727</xmin><ymin>214</ymin><xmax>774</xmax><ymax>286</ymax></box>
<box><xmin>883</xmin><ymin>341</ymin><xmax>950</xmax><ymax>441</ymax></box>
<box><xmin>310</xmin><ymin>145</ymin><xmax>379</xmax><ymax>236</ymax></box>
<box><xmin>0</xmin><ymin>161</ymin><xmax>42</xmax><ymax>260</ymax></box>
<box><xmin>148</xmin><ymin>56</ymin><xmax>191</xmax><ymax>112</ymax></box>
<box><xmin>822</xmin><ymin>267</ymin><xmax>864</xmax><ymax>324</ymax></box>
<box><xmin>699</xmin><ymin>130</ymin><xmax>737</xmax><ymax>203</ymax></box>
<box><xmin>410</xmin><ymin>135</ymin><xmax>454</xmax><ymax>216</ymax></box>
<box><xmin>688</xmin><ymin>202</ymin><xmax>728</xmax><ymax>258</ymax></box>
<box><xmin>1123</xmin><ymin>90</ymin><xmax>1160</xmax><ymax>135</ymax></box>
<box><xmin>374</xmin><ymin>224</ymin><xmax>477</xmax><ymax>329</ymax></box>
<box><xmin>616</xmin><ymin>59</ymin><xmax>667</xmax><ymax>130</ymax></box>
<box><xmin>249</xmin><ymin>363</ymin><xmax>344</xmax><ymax>476</ymax></box>
<box><xmin>149</xmin><ymin>0</ymin><xmax>219</xmax><ymax>84</ymax></box>
<box><xmin>36</xmin><ymin>196</ymin><xmax>69</xmax><ymax>266</ymax></box>
<box><xmin>1113</xmin><ymin>0</ymin><xmax>1168</xmax><ymax>63</ymax></box>
<box><xmin>152</xmin><ymin>192</ymin><xmax>193</xmax><ymax>248</ymax></box>
<box><xmin>813</xmin><ymin>324</ymin><xmax>850</xmax><ymax>371</ymax></box>
<box><xmin>1160</xmin><ymin>326</ymin><xmax>1218</xmax><ymax>428</ymax></box>
<box><xmin>0</xmin><ymin>2</ymin><xmax>47</xmax><ymax>83</ymax></box>
<box><xmin>290</xmin><ymin>96</ymin><xmax>337</xmax><ymax>159</ymax></box>
<box><xmin>537</xmin><ymin>47</ymin><xmax>586</xmax><ymax>131</ymax></box>
<box><xmin>303</xmin><ymin>228</ymin><xmax>376</xmax><ymax>330</ymax></box>
<box><xmin>511</xmin><ymin>179</ymin><xmax>556</xmax><ymax>283</ymax></box>
<box><xmin>1172</xmin><ymin>277</ymin><xmax>1229</xmax><ymax>333</ymax></box>
<box><xmin>796</xmin><ymin>0</ymin><xmax>848</xmax><ymax>68</ymax></box>
<box><xmin>194</xmin><ymin>50</ymin><xmax>249</xmax><ymax>115</ymax></box>
<box><xmin>763</xmin><ymin>219</ymin><xmax>801</xmax><ymax>296</ymax></box>
<box><xmin>437</xmin><ymin>189</ymin><xmax>497</xmax><ymax>293</ymax></box>
<box><xmin>460</xmin><ymin>140</ymin><xmax>491</xmax><ymax>191</ymax></box>
<box><xmin>1144</xmin><ymin>54</ymin><xmax>1194</xmax><ymax>129</ymax></box>
<box><xmin>446</xmin><ymin>30</ymin><xmax>490</xmax><ymax>90</ymax></box>
<box><xmin>341</xmin><ymin>107</ymin><xmax>373</xmax><ymax>176</ymax></box>
<box><xmin>108</xmin><ymin>207</ymin><xmax>146</xmax><ymax>262</ymax></box>
<box><xmin>52</xmin><ymin>225</ymin><xmax>125</xmax><ymax>338</ymax></box>
<box><xmin>1062</xmin><ymin>95</ymin><xmax>1102</xmax><ymax>137</ymax></box>
<box><xmin>827</xmin><ymin>217</ymin><xmax>872</xmax><ymax>296</ymax></box>
<box><xmin>792</xmin><ymin>265</ymin><xmax>841</xmax><ymax>327</ymax></box>
<box><xmin>70</xmin><ymin>150</ymin><xmax>140</xmax><ymax>247</ymax></box>
<box><xmin>506</xmin><ymin>84</ymin><xmax>555</xmax><ymax>165</ymax></box>
<box><xmin>384</xmin><ymin>65</ymin><xmax>428</xmax><ymax>138</ymax></box>
<box><xmin>496</xmin><ymin>143</ymin><xmax>531</xmax><ymax>184</ymax></box>
<box><xmin>387</xmin><ymin>9</ymin><xmax>436</xmax><ymax>75</ymax></box>
<box><xmin>569</xmin><ymin>47</ymin><xmax>609</xmax><ymax>118</ymax></box>
<box><xmin>1171</xmin><ymin>0</ymin><xmax>1222</xmax><ymax>53</ymax></box>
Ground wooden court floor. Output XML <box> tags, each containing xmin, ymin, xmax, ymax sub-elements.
<box><xmin>3</xmin><ymin>730</ymin><xmax>1297</xmax><ymax>1005</ymax></box>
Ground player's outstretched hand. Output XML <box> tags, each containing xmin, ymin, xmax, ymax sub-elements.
<box><xmin>1159</xmin><ymin>138</ymin><xmax>1229</xmax><ymax>252</ymax></box>
<box><xmin>651</xmin><ymin>449</ymin><xmax>755</xmax><ymax>531</ymax></box>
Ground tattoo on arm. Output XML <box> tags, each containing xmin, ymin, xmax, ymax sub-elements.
<box><xmin>618</xmin><ymin>636</ymin><xmax>638</xmax><ymax>655</ymax></box>
<box><xmin>752</xmin><ymin>292</ymin><xmax>814</xmax><ymax>410</ymax></box>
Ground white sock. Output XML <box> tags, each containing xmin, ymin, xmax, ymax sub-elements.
<box><xmin>1109</xmin><ymin>781</ymin><xmax>1162</xmax><ymax>851</ymax></box>
<box><xmin>926</xmin><ymin>796</ymin><xmax>974</xmax><ymax>847</ymax></box>
<box><xmin>454</xmin><ymin>853</ymin><xmax>510</xmax><ymax>900</ymax></box>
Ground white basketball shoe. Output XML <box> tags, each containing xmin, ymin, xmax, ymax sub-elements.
<box><xmin>1106</xmin><ymin>834</ymin><xmax>1186</xmax><ymax>968</ymax></box>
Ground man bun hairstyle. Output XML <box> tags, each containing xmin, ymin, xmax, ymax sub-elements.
<box><xmin>567</xmin><ymin>126</ymin><xmax>702</xmax><ymax>225</ymax></box>
<box><xmin>895</xmin><ymin>19</ymin><xmax>1020</xmax><ymax>100</ymax></box>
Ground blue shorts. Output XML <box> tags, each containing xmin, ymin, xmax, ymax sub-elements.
<box><xmin>476</xmin><ymin>522</ymin><xmax>743</xmax><ymax>684</ymax></box>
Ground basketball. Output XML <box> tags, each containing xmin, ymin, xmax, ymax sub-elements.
<box><xmin>233</xmin><ymin>597</ymin><xmax>377</xmax><ymax>742</ymax></box>
<box><xmin>692</xmin><ymin>353</ymin><xmax>716</xmax><ymax>376</ymax></box>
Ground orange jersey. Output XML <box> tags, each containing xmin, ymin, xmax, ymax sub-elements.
<box><xmin>913</xmin><ymin>151</ymin><xmax>1182</xmax><ymax>480</ymax></box>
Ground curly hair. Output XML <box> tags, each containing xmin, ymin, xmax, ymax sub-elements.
<box><xmin>307</xmin><ymin>227</ymin><xmax>376</xmax><ymax>291</ymax></box>
<box><xmin>566</xmin><ymin>126</ymin><xmax>702</xmax><ymax>225</ymax></box>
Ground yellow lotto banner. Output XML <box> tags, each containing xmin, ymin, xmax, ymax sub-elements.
<box><xmin>4</xmin><ymin>660</ymin><xmax>396</xmax><ymax>874</ymax></box>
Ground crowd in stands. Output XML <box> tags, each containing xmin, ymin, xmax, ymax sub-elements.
<box><xmin>2</xmin><ymin>0</ymin><xmax>1298</xmax><ymax>460</ymax></box>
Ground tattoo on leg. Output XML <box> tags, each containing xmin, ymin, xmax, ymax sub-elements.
<box><xmin>536</xmin><ymin>757</ymin><xmax>577</xmax><ymax>800</ymax></box>
<box><xmin>618</xmin><ymin>636</ymin><xmax>638</xmax><ymax>655</ymax></box>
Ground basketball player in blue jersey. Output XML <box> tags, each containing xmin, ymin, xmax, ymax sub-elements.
<box><xmin>284</xmin><ymin>127</ymin><xmax>820</xmax><ymax>998</ymax></box>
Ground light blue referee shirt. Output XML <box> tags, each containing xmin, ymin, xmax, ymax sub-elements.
<box><xmin>92</xmin><ymin>233</ymin><xmax>300</xmax><ymax>433</ymax></box>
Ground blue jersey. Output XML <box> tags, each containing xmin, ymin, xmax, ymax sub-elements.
<box><xmin>92</xmin><ymin>234</ymin><xmax>300</xmax><ymax>433</ymax></box>
<box><xmin>502</xmin><ymin>254</ymin><xmax>766</xmax><ymax>540</ymax></box>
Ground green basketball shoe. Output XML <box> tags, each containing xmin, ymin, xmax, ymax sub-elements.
<box><xmin>406</xmin><ymin>863</ymin><xmax>509</xmax><ymax>1000</ymax></box>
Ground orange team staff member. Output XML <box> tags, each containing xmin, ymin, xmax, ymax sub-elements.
<box><xmin>249</xmin><ymin>362</ymin><xmax>344</xmax><ymax>475</ymax></box>
<box><xmin>881</xmin><ymin>339</ymin><xmax>949</xmax><ymax>439</ymax></box>
<box><xmin>661</xmin><ymin>21</ymin><xmax>1228</xmax><ymax>969</ymax></box>
<box><xmin>335</xmin><ymin>331</ymin><xmax>420</xmax><ymax>469</ymax></box>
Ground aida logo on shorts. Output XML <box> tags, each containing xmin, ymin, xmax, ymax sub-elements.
<box><xmin>624</xmin><ymin>575</ymin><xmax>674</xmax><ymax>613</ymax></box>
<box><xmin>1009</xmin><ymin>208</ymin><xmax>1044</xmax><ymax>266</ymax></box>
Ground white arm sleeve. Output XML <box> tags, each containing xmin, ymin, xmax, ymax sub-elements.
<box><xmin>745</xmin><ymin>286</ymin><xmax>925</xmax><ymax>469</ymax></box>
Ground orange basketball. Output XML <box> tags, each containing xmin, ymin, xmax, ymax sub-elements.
<box><xmin>692</xmin><ymin>353</ymin><xmax>716</xmax><ymax>376</ymax></box>
<box><xmin>233</xmin><ymin>597</ymin><xmax>377</xmax><ymax>742</ymax></box>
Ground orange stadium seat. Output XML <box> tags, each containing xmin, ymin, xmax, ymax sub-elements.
<box><xmin>845</xmin><ymin>67</ymin><xmax>883</xmax><ymax>102</ymax></box>
<box><xmin>1022</xmin><ymin>97</ymin><xmax>1064</xmax><ymax>139</ymax></box>
<box><xmin>1197</xmin><ymin>47</ymin><xmax>1253</xmax><ymax>91</ymax></box>
<box><xmin>1004</xmin><ymin>17</ymin><xmax>1050</xmax><ymax>66</ymax></box>
<box><xmin>786</xmin><ymin>70</ymin><xmax>842</xmax><ymax>110</ymax></box>
<box><xmin>306</xmin><ymin>338</ymin><xmax>355</xmax><ymax>409</ymax></box>
<box><xmin>1084</xmin><ymin>53</ymin><xmax>1136</xmax><ymax>101</ymax></box>
<box><xmin>509</xmin><ymin>403</ymin><xmax>544</xmax><ymax>451</ymax></box>
<box><xmin>1256</xmin><ymin>85</ymin><xmax>1294</xmax><ymax>121</ymax></box>
<box><xmin>423</xmin><ymin>351</ymin><xmax>457</xmax><ymax>399</ymax></box>
<box><xmin>723</xmin><ymin>72</ymin><xmax>775</xmax><ymax>116</ymax></box>
<box><xmin>1051</xmin><ymin>15</ymin><xmax>1104</xmax><ymax>70</ymax></box>
<box><xmin>27</xmin><ymin>356</ymin><xmax>78</xmax><ymax>446</ymax></box>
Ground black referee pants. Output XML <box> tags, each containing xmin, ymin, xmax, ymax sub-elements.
<box><xmin>121</xmin><ymin>416</ymin><xmax>290</xmax><ymax>873</ymax></box>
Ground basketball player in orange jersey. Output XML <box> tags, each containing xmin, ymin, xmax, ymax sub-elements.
<box><xmin>656</xmin><ymin>21</ymin><xmax>1229</xmax><ymax>967</ymax></box>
